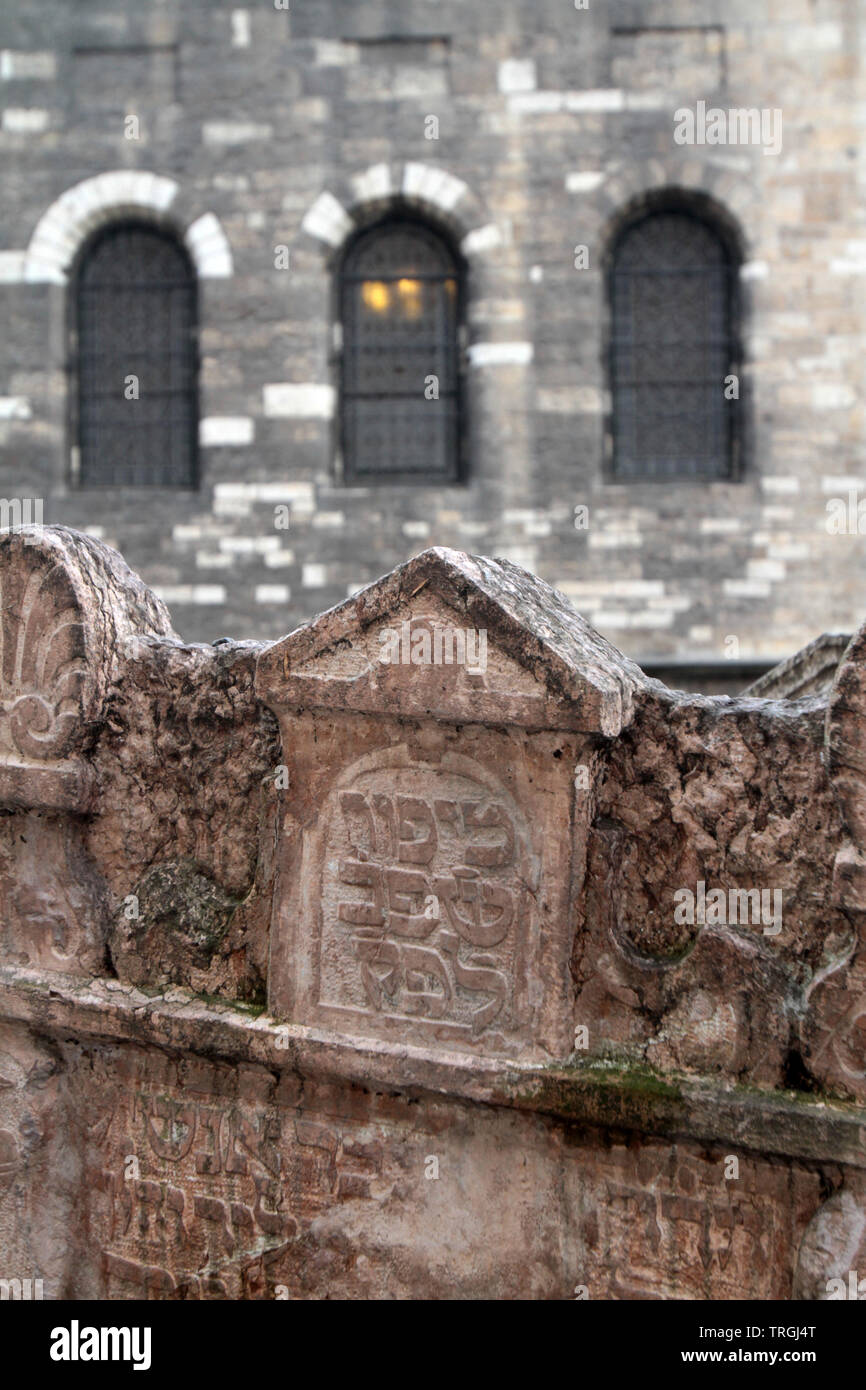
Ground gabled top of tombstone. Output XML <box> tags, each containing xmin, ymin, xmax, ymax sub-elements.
<box><xmin>256</xmin><ymin>548</ymin><xmax>645</xmax><ymax>736</ymax></box>
<box><xmin>743</xmin><ymin>631</ymin><xmax>852</xmax><ymax>701</ymax></box>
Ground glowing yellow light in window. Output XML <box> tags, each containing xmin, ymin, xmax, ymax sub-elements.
<box><xmin>396</xmin><ymin>277</ymin><xmax>423</xmax><ymax>319</ymax></box>
<box><xmin>361</xmin><ymin>280</ymin><xmax>390</xmax><ymax>313</ymax></box>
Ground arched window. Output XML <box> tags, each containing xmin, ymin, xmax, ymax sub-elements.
<box><xmin>609</xmin><ymin>203</ymin><xmax>739</xmax><ymax>479</ymax></box>
<box><xmin>339</xmin><ymin>217</ymin><xmax>463</xmax><ymax>483</ymax></box>
<box><xmin>73</xmin><ymin>222</ymin><xmax>198</xmax><ymax>487</ymax></box>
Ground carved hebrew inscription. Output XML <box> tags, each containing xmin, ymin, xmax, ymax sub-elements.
<box><xmin>90</xmin><ymin>1076</ymin><xmax>397</xmax><ymax>1299</ymax></box>
<box><xmin>317</xmin><ymin>758</ymin><xmax>536</xmax><ymax>1042</ymax></box>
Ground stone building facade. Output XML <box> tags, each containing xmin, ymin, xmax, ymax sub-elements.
<box><xmin>0</xmin><ymin>0</ymin><xmax>863</xmax><ymax>677</ymax></box>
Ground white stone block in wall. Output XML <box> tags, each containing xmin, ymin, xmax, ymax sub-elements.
<box><xmin>402</xmin><ymin>163</ymin><xmax>469</xmax><ymax>214</ymax></box>
<box><xmin>624</xmin><ymin>92</ymin><xmax>668</xmax><ymax>110</ymax></box>
<box><xmin>213</xmin><ymin>481</ymin><xmax>316</xmax><ymax>507</ymax></box>
<box><xmin>723</xmin><ymin>579</ymin><xmax>772</xmax><ymax>598</ymax></box>
<box><xmin>760</xmin><ymin>476</ymin><xmax>800</xmax><ymax>494</ymax></box>
<box><xmin>172</xmin><ymin>524</ymin><xmax>206</xmax><ymax>542</ymax></box>
<box><xmin>781</xmin><ymin>22</ymin><xmax>842</xmax><ymax>52</ymax></box>
<box><xmin>2</xmin><ymin>108</ymin><xmax>49</xmax><ymax>133</ymax></box>
<box><xmin>821</xmin><ymin>476</ymin><xmax>865</xmax><ymax>493</ymax></box>
<box><xmin>494</xmin><ymin>545</ymin><xmax>537</xmax><ymax>570</ymax></box>
<box><xmin>213</xmin><ymin>497</ymin><xmax>252</xmax><ymax>517</ymax></box>
<box><xmin>312</xmin><ymin>511</ymin><xmax>345</xmax><ymax>528</ymax></box>
<box><xmin>813</xmin><ymin>383</ymin><xmax>856</xmax><ymax>410</ymax></box>
<box><xmin>264</xmin><ymin>549</ymin><xmax>295</xmax><ymax>567</ymax></box>
<box><xmin>497</xmin><ymin>60</ymin><xmax>536</xmax><ymax>94</ymax></box>
<box><xmin>195</xmin><ymin>552</ymin><xmax>234</xmax><ymax>569</ymax></box>
<box><xmin>830</xmin><ymin>248</ymin><xmax>866</xmax><ymax>274</ymax></box>
<box><xmin>402</xmin><ymin>521</ymin><xmax>431</xmax><ymax>539</ymax></box>
<box><xmin>588</xmin><ymin>610</ymin><xmax>629</xmax><ymax>628</ymax></box>
<box><xmin>700</xmin><ymin>517</ymin><xmax>741</xmax><ymax>534</ymax></box>
<box><xmin>564</xmin><ymin>89</ymin><xmax>624</xmax><ymax>112</ymax></box>
<box><xmin>231</xmin><ymin>10</ymin><xmax>251</xmax><ymax>47</ymax></box>
<box><xmin>302</xmin><ymin>563</ymin><xmax>327</xmax><ymax>587</ymax></box>
<box><xmin>507</xmin><ymin>91</ymin><xmax>564</xmax><ymax>115</ymax></box>
<box><xmin>391</xmin><ymin>69</ymin><xmax>448</xmax><ymax>99</ymax></box>
<box><xmin>199</xmin><ymin>416</ymin><xmax>254</xmax><ymax>446</ymax></box>
<box><xmin>588</xmin><ymin>532</ymin><xmax>643</xmax><ymax>549</ymax></box>
<box><xmin>219</xmin><ymin>536</ymin><xmax>280</xmax><ymax>554</ymax></box>
<box><xmin>0</xmin><ymin>396</ymin><xmax>31</xmax><ymax>419</ymax></box>
<box><xmin>689</xmin><ymin>626</ymin><xmax>714</xmax><ymax>644</ymax></box>
<box><xmin>255</xmin><ymin>584</ymin><xmax>291</xmax><ymax>604</ymax></box>
<box><xmin>186</xmin><ymin>213</ymin><xmax>233</xmax><ymax>278</ymax></box>
<box><xmin>565</xmin><ymin>171</ymin><xmax>605</xmax><ymax>193</ymax></box>
<box><xmin>301</xmin><ymin>191</ymin><xmax>353</xmax><ymax>247</ymax></box>
<box><xmin>768</xmin><ymin>543</ymin><xmax>810</xmax><ymax>561</ymax></box>
<box><xmin>740</xmin><ymin>261</ymin><xmax>769</xmax><ymax>280</ymax></box>
<box><xmin>263</xmin><ymin>383</ymin><xmax>336</xmax><ymax>418</ymax></box>
<box><xmin>648</xmin><ymin>596</ymin><xmax>693</xmax><ymax>612</ymax></box>
<box><xmin>351</xmin><ymin>163</ymin><xmax>391</xmax><ymax>205</ymax></box>
<box><xmin>153</xmin><ymin>585</ymin><xmax>227</xmax><ymax>605</ymax></box>
<box><xmin>607</xmin><ymin>609</ymin><xmax>675</xmax><ymax>630</ymax></box>
<box><xmin>0</xmin><ymin>251</ymin><xmax>25</xmax><ymax>282</ymax></box>
<box><xmin>460</xmin><ymin>223</ymin><xmax>502</xmax><ymax>258</ymax></box>
<box><xmin>561</xmin><ymin>580</ymin><xmax>663</xmax><ymax>599</ymax></box>
<box><xmin>1</xmin><ymin>50</ymin><xmax>56</xmax><ymax>80</ymax></box>
<box><xmin>313</xmin><ymin>40</ymin><xmax>360</xmax><ymax>66</ymax></box>
<box><xmin>536</xmin><ymin>386</ymin><xmax>601</xmax><ymax>413</ymax></box>
<box><xmin>747</xmin><ymin>559</ymin><xmax>786</xmax><ymax>582</ymax></box>
<box><xmin>203</xmin><ymin>121</ymin><xmax>273</xmax><ymax>145</ymax></box>
<box><xmin>467</xmin><ymin>342</ymin><xmax>533</xmax><ymax>368</ymax></box>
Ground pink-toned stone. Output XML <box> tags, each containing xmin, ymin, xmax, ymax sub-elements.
<box><xmin>0</xmin><ymin>527</ymin><xmax>864</xmax><ymax>1299</ymax></box>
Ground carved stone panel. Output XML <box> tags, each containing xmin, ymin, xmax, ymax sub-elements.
<box><xmin>0</xmin><ymin>526</ymin><xmax>175</xmax><ymax>813</ymax></box>
<box><xmin>256</xmin><ymin>549</ymin><xmax>633</xmax><ymax>1060</ymax></box>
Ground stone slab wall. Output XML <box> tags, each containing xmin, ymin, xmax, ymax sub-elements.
<box><xmin>2</xmin><ymin>526</ymin><xmax>866</xmax><ymax>1298</ymax></box>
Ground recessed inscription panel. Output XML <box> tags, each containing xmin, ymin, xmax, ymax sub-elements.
<box><xmin>317</xmin><ymin>760</ymin><xmax>535</xmax><ymax>1044</ymax></box>
<box><xmin>270</xmin><ymin>737</ymin><xmax>577</xmax><ymax>1060</ymax></box>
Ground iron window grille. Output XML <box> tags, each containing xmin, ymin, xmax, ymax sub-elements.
<box><xmin>610</xmin><ymin>209</ymin><xmax>739</xmax><ymax>480</ymax></box>
<box><xmin>73</xmin><ymin>222</ymin><xmax>198</xmax><ymax>488</ymax></box>
<box><xmin>339</xmin><ymin>218</ymin><xmax>463</xmax><ymax>484</ymax></box>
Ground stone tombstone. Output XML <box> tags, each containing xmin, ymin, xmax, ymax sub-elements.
<box><xmin>0</xmin><ymin>525</ymin><xmax>175</xmax><ymax>975</ymax></box>
<box><xmin>256</xmin><ymin>547</ymin><xmax>642</xmax><ymax>1061</ymax></box>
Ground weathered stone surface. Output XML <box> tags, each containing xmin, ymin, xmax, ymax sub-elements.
<box><xmin>2</xmin><ymin>526</ymin><xmax>866</xmax><ymax>1299</ymax></box>
<box><xmin>256</xmin><ymin>548</ymin><xmax>644</xmax><ymax>1062</ymax></box>
<box><xmin>744</xmin><ymin>632</ymin><xmax>852</xmax><ymax>701</ymax></box>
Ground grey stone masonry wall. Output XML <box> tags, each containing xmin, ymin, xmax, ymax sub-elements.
<box><xmin>0</xmin><ymin>0</ymin><xmax>863</xmax><ymax>668</ymax></box>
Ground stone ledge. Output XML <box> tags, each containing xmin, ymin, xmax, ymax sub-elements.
<box><xmin>0</xmin><ymin>756</ymin><xmax>94</xmax><ymax>812</ymax></box>
<box><xmin>2</xmin><ymin>963</ymin><xmax>864</xmax><ymax>1170</ymax></box>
